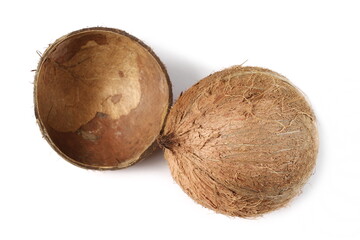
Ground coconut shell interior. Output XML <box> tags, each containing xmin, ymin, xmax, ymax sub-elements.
<box><xmin>35</xmin><ymin>27</ymin><xmax>172</xmax><ymax>169</ymax></box>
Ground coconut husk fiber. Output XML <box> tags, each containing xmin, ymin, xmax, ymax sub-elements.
<box><xmin>159</xmin><ymin>66</ymin><xmax>318</xmax><ymax>218</ymax></box>
<box><xmin>34</xmin><ymin>27</ymin><xmax>172</xmax><ymax>169</ymax></box>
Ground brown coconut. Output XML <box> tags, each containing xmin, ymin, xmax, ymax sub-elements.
<box><xmin>34</xmin><ymin>27</ymin><xmax>172</xmax><ymax>170</ymax></box>
<box><xmin>159</xmin><ymin>66</ymin><xmax>318</xmax><ymax>217</ymax></box>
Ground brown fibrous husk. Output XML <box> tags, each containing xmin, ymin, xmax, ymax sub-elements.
<box><xmin>34</xmin><ymin>27</ymin><xmax>172</xmax><ymax>170</ymax></box>
<box><xmin>160</xmin><ymin>66</ymin><xmax>318</xmax><ymax>218</ymax></box>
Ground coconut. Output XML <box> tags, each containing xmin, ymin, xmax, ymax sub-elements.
<box><xmin>34</xmin><ymin>27</ymin><xmax>172</xmax><ymax>169</ymax></box>
<box><xmin>159</xmin><ymin>66</ymin><xmax>318</xmax><ymax>217</ymax></box>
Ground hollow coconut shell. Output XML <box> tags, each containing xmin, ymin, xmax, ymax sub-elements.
<box><xmin>159</xmin><ymin>66</ymin><xmax>318</xmax><ymax>217</ymax></box>
<box><xmin>35</xmin><ymin>27</ymin><xmax>172</xmax><ymax>170</ymax></box>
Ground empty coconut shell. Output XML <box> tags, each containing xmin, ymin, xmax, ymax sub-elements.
<box><xmin>160</xmin><ymin>66</ymin><xmax>318</xmax><ymax>217</ymax></box>
<box><xmin>35</xmin><ymin>27</ymin><xmax>172</xmax><ymax>169</ymax></box>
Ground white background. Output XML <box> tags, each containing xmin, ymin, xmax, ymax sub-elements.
<box><xmin>1</xmin><ymin>0</ymin><xmax>359</xmax><ymax>239</ymax></box>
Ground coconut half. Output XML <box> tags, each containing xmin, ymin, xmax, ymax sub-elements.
<box><xmin>35</xmin><ymin>27</ymin><xmax>172</xmax><ymax>169</ymax></box>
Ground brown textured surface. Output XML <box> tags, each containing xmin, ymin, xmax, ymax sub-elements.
<box><xmin>160</xmin><ymin>66</ymin><xmax>318</xmax><ymax>217</ymax></box>
<box><xmin>35</xmin><ymin>27</ymin><xmax>172</xmax><ymax>169</ymax></box>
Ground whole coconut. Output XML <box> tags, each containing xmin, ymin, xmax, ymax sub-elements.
<box><xmin>35</xmin><ymin>27</ymin><xmax>172</xmax><ymax>169</ymax></box>
<box><xmin>159</xmin><ymin>66</ymin><xmax>318</xmax><ymax>217</ymax></box>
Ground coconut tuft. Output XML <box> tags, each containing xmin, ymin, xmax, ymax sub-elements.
<box><xmin>160</xmin><ymin>66</ymin><xmax>318</xmax><ymax>217</ymax></box>
<box><xmin>34</xmin><ymin>27</ymin><xmax>172</xmax><ymax>169</ymax></box>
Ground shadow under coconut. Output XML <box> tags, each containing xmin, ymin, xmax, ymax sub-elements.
<box><xmin>153</xmin><ymin>47</ymin><xmax>211</xmax><ymax>101</ymax></box>
<box><xmin>127</xmin><ymin>148</ymin><xmax>167</xmax><ymax>171</ymax></box>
